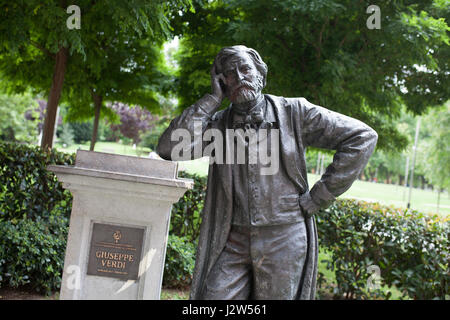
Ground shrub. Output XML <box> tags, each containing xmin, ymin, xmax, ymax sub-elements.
<box><xmin>0</xmin><ymin>211</ymin><xmax>68</xmax><ymax>294</ymax></box>
<box><xmin>0</xmin><ymin>142</ymin><xmax>74</xmax><ymax>294</ymax></box>
<box><xmin>0</xmin><ymin>144</ymin><xmax>206</xmax><ymax>293</ymax></box>
<box><xmin>170</xmin><ymin>171</ymin><xmax>206</xmax><ymax>242</ymax></box>
<box><xmin>162</xmin><ymin>172</ymin><xmax>206</xmax><ymax>289</ymax></box>
<box><xmin>141</xmin><ymin>125</ymin><xmax>166</xmax><ymax>151</ymax></box>
<box><xmin>163</xmin><ymin>235</ymin><xmax>196</xmax><ymax>289</ymax></box>
<box><xmin>57</xmin><ymin>123</ymin><xmax>75</xmax><ymax>147</ymax></box>
<box><xmin>69</xmin><ymin>121</ymin><xmax>92</xmax><ymax>144</ymax></box>
<box><xmin>316</xmin><ymin>199</ymin><xmax>449</xmax><ymax>300</ymax></box>
<box><xmin>0</xmin><ymin>142</ymin><xmax>75</xmax><ymax>222</ymax></box>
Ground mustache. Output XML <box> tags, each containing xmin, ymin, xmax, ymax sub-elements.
<box><xmin>228</xmin><ymin>79</ymin><xmax>260</xmax><ymax>97</ymax></box>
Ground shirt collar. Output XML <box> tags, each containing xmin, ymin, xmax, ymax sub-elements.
<box><xmin>230</xmin><ymin>95</ymin><xmax>277</xmax><ymax>124</ymax></box>
<box><xmin>264</xmin><ymin>96</ymin><xmax>276</xmax><ymax>123</ymax></box>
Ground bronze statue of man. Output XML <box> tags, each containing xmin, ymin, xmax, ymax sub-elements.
<box><xmin>157</xmin><ymin>45</ymin><xmax>378</xmax><ymax>299</ymax></box>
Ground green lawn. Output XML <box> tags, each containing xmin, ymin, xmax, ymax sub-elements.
<box><xmin>161</xmin><ymin>288</ymin><xmax>190</xmax><ymax>300</ymax></box>
<box><xmin>54</xmin><ymin>141</ymin><xmax>152</xmax><ymax>157</ymax></box>
<box><xmin>177</xmin><ymin>158</ymin><xmax>449</xmax><ymax>217</ymax></box>
<box><xmin>308</xmin><ymin>173</ymin><xmax>449</xmax><ymax>217</ymax></box>
<box><xmin>56</xmin><ymin>143</ymin><xmax>446</xmax><ymax>216</ymax></box>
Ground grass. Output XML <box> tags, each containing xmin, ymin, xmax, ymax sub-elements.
<box><xmin>177</xmin><ymin>158</ymin><xmax>449</xmax><ymax>217</ymax></box>
<box><xmin>54</xmin><ymin>141</ymin><xmax>152</xmax><ymax>157</ymax></box>
<box><xmin>56</xmin><ymin>142</ymin><xmax>448</xmax><ymax>218</ymax></box>
<box><xmin>161</xmin><ymin>288</ymin><xmax>190</xmax><ymax>300</ymax></box>
<box><xmin>309</xmin><ymin>173</ymin><xmax>449</xmax><ymax>217</ymax></box>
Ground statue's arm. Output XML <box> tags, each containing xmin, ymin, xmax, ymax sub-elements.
<box><xmin>296</xmin><ymin>98</ymin><xmax>378</xmax><ymax>217</ymax></box>
<box><xmin>156</xmin><ymin>94</ymin><xmax>221</xmax><ymax>160</ymax></box>
<box><xmin>157</xmin><ymin>65</ymin><xmax>225</xmax><ymax>161</ymax></box>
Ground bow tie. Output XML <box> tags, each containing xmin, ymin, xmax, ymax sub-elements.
<box><xmin>232</xmin><ymin>110</ymin><xmax>265</xmax><ymax>130</ymax></box>
<box><xmin>232</xmin><ymin>98</ymin><xmax>266</xmax><ymax>130</ymax></box>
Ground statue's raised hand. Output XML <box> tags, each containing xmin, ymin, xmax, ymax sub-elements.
<box><xmin>211</xmin><ymin>65</ymin><xmax>226</xmax><ymax>102</ymax></box>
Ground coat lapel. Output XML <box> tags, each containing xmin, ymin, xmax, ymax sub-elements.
<box><xmin>266</xmin><ymin>94</ymin><xmax>308</xmax><ymax>194</ymax></box>
<box><xmin>191</xmin><ymin>96</ymin><xmax>318</xmax><ymax>300</ymax></box>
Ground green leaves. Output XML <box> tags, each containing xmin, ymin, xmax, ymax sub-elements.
<box><xmin>0</xmin><ymin>213</ymin><xmax>69</xmax><ymax>294</ymax></box>
<box><xmin>400</xmin><ymin>9</ymin><xmax>450</xmax><ymax>45</ymax></box>
<box><xmin>0</xmin><ymin>142</ymin><xmax>72</xmax><ymax>294</ymax></box>
<box><xmin>170</xmin><ymin>172</ymin><xmax>206</xmax><ymax>242</ymax></box>
<box><xmin>0</xmin><ymin>142</ymin><xmax>75</xmax><ymax>222</ymax></box>
<box><xmin>163</xmin><ymin>235</ymin><xmax>196</xmax><ymax>288</ymax></box>
<box><xmin>0</xmin><ymin>0</ymin><xmax>193</xmax><ymax>147</ymax></box>
<box><xmin>0</xmin><ymin>92</ymin><xmax>39</xmax><ymax>144</ymax></box>
<box><xmin>162</xmin><ymin>172</ymin><xmax>205</xmax><ymax>288</ymax></box>
<box><xmin>174</xmin><ymin>0</ymin><xmax>449</xmax><ymax>152</ymax></box>
<box><xmin>317</xmin><ymin>199</ymin><xmax>449</xmax><ymax>299</ymax></box>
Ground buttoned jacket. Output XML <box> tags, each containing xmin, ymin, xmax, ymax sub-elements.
<box><xmin>157</xmin><ymin>94</ymin><xmax>378</xmax><ymax>299</ymax></box>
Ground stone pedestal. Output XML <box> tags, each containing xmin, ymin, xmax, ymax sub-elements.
<box><xmin>48</xmin><ymin>150</ymin><xmax>192</xmax><ymax>300</ymax></box>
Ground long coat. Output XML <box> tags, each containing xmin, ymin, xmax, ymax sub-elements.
<box><xmin>157</xmin><ymin>94</ymin><xmax>378</xmax><ymax>299</ymax></box>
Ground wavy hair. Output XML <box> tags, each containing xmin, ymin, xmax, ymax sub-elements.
<box><xmin>213</xmin><ymin>45</ymin><xmax>268</xmax><ymax>88</ymax></box>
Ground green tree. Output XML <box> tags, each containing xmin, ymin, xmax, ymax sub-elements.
<box><xmin>171</xmin><ymin>0</ymin><xmax>450</xmax><ymax>151</ymax></box>
<box><xmin>140</xmin><ymin>94</ymin><xmax>178</xmax><ymax>151</ymax></box>
<box><xmin>62</xmin><ymin>39</ymin><xmax>170</xmax><ymax>151</ymax></box>
<box><xmin>0</xmin><ymin>0</ymin><xmax>191</xmax><ymax>149</ymax></box>
<box><xmin>420</xmin><ymin>102</ymin><xmax>450</xmax><ymax>212</ymax></box>
<box><xmin>0</xmin><ymin>92</ymin><xmax>39</xmax><ymax>143</ymax></box>
<box><xmin>57</xmin><ymin>122</ymin><xmax>74</xmax><ymax>146</ymax></box>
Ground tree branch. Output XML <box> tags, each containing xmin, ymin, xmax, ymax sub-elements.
<box><xmin>275</xmin><ymin>34</ymin><xmax>303</xmax><ymax>72</ymax></box>
<box><xmin>316</xmin><ymin>18</ymin><xmax>329</xmax><ymax>60</ymax></box>
<box><xmin>30</xmin><ymin>40</ymin><xmax>55</xmax><ymax>59</ymax></box>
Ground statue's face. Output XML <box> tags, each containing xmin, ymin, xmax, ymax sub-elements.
<box><xmin>222</xmin><ymin>52</ymin><xmax>264</xmax><ymax>104</ymax></box>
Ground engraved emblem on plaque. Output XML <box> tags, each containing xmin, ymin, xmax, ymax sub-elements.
<box><xmin>87</xmin><ymin>223</ymin><xmax>145</xmax><ymax>280</ymax></box>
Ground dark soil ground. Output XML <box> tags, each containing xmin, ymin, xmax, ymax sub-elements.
<box><xmin>0</xmin><ymin>285</ymin><xmax>187</xmax><ymax>300</ymax></box>
<box><xmin>0</xmin><ymin>285</ymin><xmax>58</xmax><ymax>300</ymax></box>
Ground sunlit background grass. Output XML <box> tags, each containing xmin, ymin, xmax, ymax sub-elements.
<box><xmin>55</xmin><ymin>143</ymin><xmax>448</xmax><ymax>216</ymax></box>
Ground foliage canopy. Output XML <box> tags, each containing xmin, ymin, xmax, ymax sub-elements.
<box><xmin>172</xmin><ymin>0</ymin><xmax>450</xmax><ymax>151</ymax></box>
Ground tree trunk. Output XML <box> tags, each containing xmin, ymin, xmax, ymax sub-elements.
<box><xmin>90</xmin><ymin>92</ymin><xmax>102</xmax><ymax>151</ymax></box>
<box><xmin>316</xmin><ymin>152</ymin><xmax>321</xmax><ymax>175</ymax></box>
<box><xmin>369</xmin><ymin>170</ymin><xmax>375</xmax><ymax>181</ymax></box>
<box><xmin>40</xmin><ymin>47</ymin><xmax>69</xmax><ymax>150</ymax></box>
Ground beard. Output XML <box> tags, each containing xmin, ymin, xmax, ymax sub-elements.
<box><xmin>233</xmin><ymin>87</ymin><xmax>259</xmax><ymax>104</ymax></box>
<box><xmin>227</xmin><ymin>75</ymin><xmax>264</xmax><ymax>104</ymax></box>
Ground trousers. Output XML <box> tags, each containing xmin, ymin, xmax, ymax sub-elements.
<box><xmin>203</xmin><ymin>221</ymin><xmax>307</xmax><ymax>299</ymax></box>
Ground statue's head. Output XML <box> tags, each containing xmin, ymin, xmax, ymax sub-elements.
<box><xmin>213</xmin><ymin>45</ymin><xmax>268</xmax><ymax>104</ymax></box>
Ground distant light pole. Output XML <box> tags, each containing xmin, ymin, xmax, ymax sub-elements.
<box><xmin>316</xmin><ymin>152</ymin><xmax>321</xmax><ymax>175</ymax></box>
<box><xmin>407</xmin><ymin>118</ymin><xmax>421</xmax><ymax>209</ymax></box>
<box><xmin>402</xmin><ymin>156</ymin><xmax>409</xmax><ymax>202</ymax></box>
<box><xmin>320</xmin><ymin>153</ymin><xmax>325</xmax><ymax>175</ymax></box>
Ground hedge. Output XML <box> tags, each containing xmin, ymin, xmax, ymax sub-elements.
<box><xmin>162</xmin><ymin>171</ymin><xmax>205</xmax><ymax>288</ymax></box>
<box><xmin>0</xmin><ymin>142</ymin><xmax>75</xmax><ymax>293</ymax></box>
<box><xmin>162</xmin><ymin>235</ymin><xmax>196</xmax><ymax>289</ymax></box>
<box><xmin>169</xmin><ymin>171</ymin><xmax>207</xmax><ymax>242</ymax></box>
<box><xmin>0</xmin><ymin>142</ymin><xmax>75</xmax><ymax>222</ymax></box>
<box><xmin>0</xmin><ymin>212</ymin><xmax>68</xmax><ymax>294</ymax></box>
<box><xmin>316</xmin><ymin>199</ymin><xmax>449</xmax><ymax>300</ymax></box>
<box><xmin>165</xmin><ymin>174</ymin><xmax>449</xmax><ymax>299</ymax></box>
<box><xmin>1</xmin><ymin>142</ymin><xmax>448</xmax><ymax>299</ymax></box>
<box><xmin>0</xmin><ymin>142</ymin><xmax>201</xmax><ymax>292</ymax></box>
